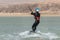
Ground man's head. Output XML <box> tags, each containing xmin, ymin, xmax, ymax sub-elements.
<box><xmin>35</xmin><ymin>8</ymin><xmax>40</xmax><ymax>12</ymax></box>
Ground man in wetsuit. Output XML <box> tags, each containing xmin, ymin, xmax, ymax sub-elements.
<box><xmin>30</xmin><ymin>8</ymin><xmax>40</xmax><ymax>32</ymax></box>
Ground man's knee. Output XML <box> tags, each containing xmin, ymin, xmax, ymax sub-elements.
<box><xmin>37</xmin><ymin>21</ymin><xmax>40</xmax><ymax>24</ymax></box>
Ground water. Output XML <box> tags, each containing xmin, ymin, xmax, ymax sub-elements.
<box><xmin>0</xmin><ymin>16</ymin><xmax>60</xmax><ymax>40</ymax></box>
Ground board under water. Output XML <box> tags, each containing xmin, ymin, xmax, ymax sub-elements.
<box><xmin>19</xmin><ymin>31</ymin><xmax>41</xmax><ymax>38</ymax></box>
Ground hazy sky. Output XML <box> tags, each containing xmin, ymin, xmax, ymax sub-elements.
<box><xmin>0</xmin><ymin>0</ymin><xmax>59</xmax><ymax>4</ymax></box>
<box><xmin>0</xmin><ymin>0</ymin><xmax>41</xmax><ymax>4</ymax></box>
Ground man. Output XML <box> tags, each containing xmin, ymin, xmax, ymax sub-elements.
<box><xmin>30</xmin><ymin>8</ymin><xmax>40</xmax><ymax>32</ymax></box>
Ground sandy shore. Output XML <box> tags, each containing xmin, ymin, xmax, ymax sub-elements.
<box><xmin>0</xmin><ymin>13</ymin><xmax>60</xmax><ymax>17</ymax></box>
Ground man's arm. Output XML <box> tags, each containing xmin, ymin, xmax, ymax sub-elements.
<box><xmin>31</xmin><ymin>12</ymin><xmax>35</xmax><ymax>15</ymax></box>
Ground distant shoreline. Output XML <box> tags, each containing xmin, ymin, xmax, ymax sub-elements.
<box><xmin>0</xmin><ymin>13</ymin><xmax>60</xmax><ymax>17</ymax></box>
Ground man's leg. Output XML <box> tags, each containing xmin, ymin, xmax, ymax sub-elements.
<box><xmin>30</xmin><ymin>22</ymin><xmax>36</xmax><ymax>32</ymax></box>
<box><xmin>32</xmin><ymin>21</ymin><xmax>39</xmax><ymax>32</ymax></box>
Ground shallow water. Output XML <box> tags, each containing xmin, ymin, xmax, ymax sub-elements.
<box><xmin>0</xmin><ymin>16</ymin><xmax>60</xmax><ymax>40</ymax></box>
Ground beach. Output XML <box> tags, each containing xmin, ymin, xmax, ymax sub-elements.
<box><xmin>0</xmin><ymin>12</ymin><xmax>60</xmax><ymax>17</ymax></box>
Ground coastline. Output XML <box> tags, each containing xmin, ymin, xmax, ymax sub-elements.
<box><xmin>0</xmin><ymin>13</ymin><xmax>60</xmax><ymax>17</ymax></box>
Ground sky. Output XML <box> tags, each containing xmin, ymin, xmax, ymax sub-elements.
<box><xmin>0</xmin><ymin>0</ymin><xmax>41</xmax><ymax>4</ymax></box>
<box><xmin>0</xmin><ymin>0</ymin><xmax>60</xmax><ymax>5</ymax></box>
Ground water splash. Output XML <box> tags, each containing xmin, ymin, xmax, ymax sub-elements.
<box><xmin>0</xmin><ymin>31</ymin><xmax>59</xmax><ymax>40</ymax></box>
<box><xmin>19</xmin><ymin>31</ymin><xmax>60</xmax><ymax>40</ymax></box>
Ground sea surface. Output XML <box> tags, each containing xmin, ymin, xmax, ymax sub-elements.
<box><xmin>0</xmin><ymin>16</ymin><xmax>60</xmax><ymax>40</ymax></box>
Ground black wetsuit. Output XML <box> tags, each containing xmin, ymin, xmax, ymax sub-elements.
<box><xmin>31</xmin><ymin>11</ymin><xmax>40</xmax><ymax>32</ymax></box>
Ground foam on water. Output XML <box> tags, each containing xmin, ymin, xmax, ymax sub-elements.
<box><xmin>0</xmin><ymin>31</ymin><xmax>60</xmax><ymax>40</ymax></box>
<box><xmin>19</xmin><ymin>31</ymin><xmax>60</xmax><ymax>40</ymax></box>
<box><xmin>0</xmin><ymin>34</ymin><xmax>21</xmax><ymax>40</ymax></box>
<box><xmin>19</xmin><ymin>31</ymin><xmax>41</xmax><ymax>38</ymax></box>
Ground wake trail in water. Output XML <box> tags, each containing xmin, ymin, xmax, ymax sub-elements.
<box><xmin>0</xmin><ymin>31</ymin><xmax>60</xmax><ymax>40</ymax></box>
